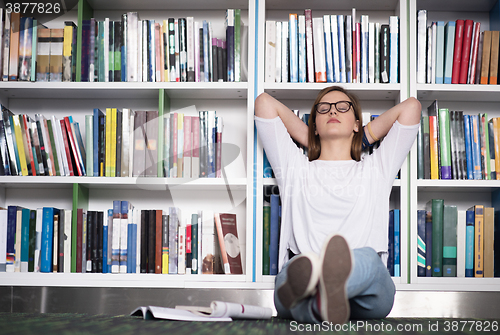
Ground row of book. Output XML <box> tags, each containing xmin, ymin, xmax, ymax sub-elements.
<box><xmin>265</xmin><ymin>9</ymin><xmax>399</xmax><ymax>84</ymax></box>
<box><xmin>0</xmin><ymin>202</ymin><xmax>243</xmax><ymax>275</ymax></box>
<box><xmin>417</xmin><ymin>11</ymin><xmax>500</xmax><ymax>85</ymax></box>
<box><xmin>0</xmin><ymin>8</ymin><xmax>245</xmax><ymax>83</ymax></box>
<box><xmin>261</xmin><ymin>187</ymin><xmax>401</xmax><ymax>277</ymax></box>
<box><xmin>0</xmin><ymin>107</ymin><xmax>223</xmax><ymax>178</ymax></box>
<box><xmin>417</xmin><ymin>100</ymin><xmax>500</xmax><ymax>180</ymax></box>
<box><xmin>417</xmin><ymin>199</ymin><xmax>500</xmax><ymax>278</ymax></box>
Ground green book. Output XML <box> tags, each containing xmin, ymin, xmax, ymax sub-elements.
<box><xmin>85</xmin><ymin>115</ymin><xmax>93</xmax><ymax>177</ymax></box>
<box><xmin>76</xmin><ymin>0</ymin><xmax>93</xmax><ymax>82</ymax></box>
<box><xmin>72</xmin><ymin>184</ymin><xmax>89</xmax><ymax>273</ymax></box>
<box><xmin>28</xmin><ymin>209</ymin><xmax>37</xmax><ymax>272</ymax></box>
<box><xmin>262</xmin><ymin>203</ymin><xmax>271</xmax><ymax>276</ymax></box>
<box><xmin>438</xmin><ymin>108</ymin><xmax>452</xmax><ymax>179</ymax></box>
<box><xmin>191</xmin><ymin>213</ymin><xmax>198</xmax><ymax>274</ymax></box>
<box><xmin>427</xmin><ymin>199</ymin><xmax>444</xmax><ymax>277</ymax></box>
<box><xmin>417</xmin><ymin>116</ymin><xmax>424</xmax><ymax>179</ymax></box>
<box><xmin>20</xmin><ymin>208</ymin><xmax>31</xmax><ymax>272</ymax></box>
<box><xmin>46</xmin><ymin>119</ymin><xmax>60</xmax><ymax>176</ymax></box>
<box><xmin>443</xmin><ymin>205</ymin><xmax>457</xmax><ymax>277</ymax></box>
<box><xmin>234</xmin><ymin>8</ymin><xmax>241</xmax><ymax>82</ymax></box>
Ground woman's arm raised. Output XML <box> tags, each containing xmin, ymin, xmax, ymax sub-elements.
<box><xmin>255</xmin><ymin>92</ymin><xmax>309</xmax><ymax>147</ymax></box>
<box><xmin>364</xmin><ymin>97</ymin><xmax>422</xmax><ymax>144</ymax></box>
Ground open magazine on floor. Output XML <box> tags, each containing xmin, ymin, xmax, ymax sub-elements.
<box><xmin>131</xmin><ymin>301</ymin><xmax>273</xmax><ymax>322</ymax></box>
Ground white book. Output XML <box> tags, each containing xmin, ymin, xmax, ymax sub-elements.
<box><xmin>51</xmin><ymin>116</ymin><xmax>69</xmax><ymax>176</ymax></box>
<box><xmin>177</xmin><ymin>220</ymin><xmax>186</xmax><ymax>274</ymax></box>
<box><xmin>63</xmin><ymin>209</ymin><xmax>71</xmax><ymax>273</ymax></box>
<box><xmin>143</xmin><ymin>20</ymin><xmax>148</xmax><ymax>82</ymax></box>
<box><xmin>431</xmin><ymin>22</ymin><xmax>437</xmax><ymax>84</ymax></box>
<box><xmin>85</xmin><ymin>115</ymin><xmax>93</xmax><ymax>177</ymax></box>
<box><xmin>194</xmin><ymin>21</ymin><xmax>200</xmax><ymax>82</ymax></box>
<box><xmin>104</xmin><ymin>18</ymin><xmax>109</xmax><ymax>82</ymax></box>
<box><xmin>150</xmin><ymin>20</ymin><xmax>156</xmax><ymax>82</ymax></box>
<box><xmin>275</xmin><ymin>21</ymin><xmax>282</xmax><ymax>83</ymax></box>
<box><xmin>337</xmin><ymin>15</ymin><xmax>346</xmax><ymax>83</ymax></box>
<box><xmin>264</xmin><ymin>21</ymin><xmax>276</xmax><ymax>83</ymax></box>
<box><xmin>34</xmin><ymin>208</ymin><xmax>42</xmax><ymax>272</ymax></box>
<box><xmin>298</xmin><ymin>15</ymin><xmax>306</xmax><ymax>83</ymax></box>
<box><xmin>281</xmin><ymin>21</ymin><xmax>288</xmax><ymax>82</ymax></box>
<box><xmin>174</xmin><ymin>19</ymin><xmax>180</xmax><ymax>82</ymax></box>
<box><xmin>375</xmin><ymin>23</ymin><xmax>380</xmax><ymax>83</ymax></box>
<box><xmin>201</xmin><ymin>209</ymin><xmax>215</xmax><ymax>274</ymax></box>
<box><xmin>361</xmin><ymin>15</ymin><xmax>369</xmax><ymax>84</ymax></box>
<box><xmin>289</xmin><ymin>14</ymin><xmax>298</xmax><ymax>83</ymax></box>
<box><xmin>312</xmin><ymin>18</ymin><xmax>326</xmax><ymax>83</ymax></box>
<box><xmin>457</xmin><ymin>210</ymin><xmax>466</xmax><ymax>278</ymax></box>
<box><xmin>129</xmin><ymin>111</ymin><xmax>135</xmax><ymax>177</ymax></box>
<box><xmin>183</xmin><ymin>115</ymin><xmax>192</xmax><ymax>178</ymax></box>
<box><xmin>368</xmin><ymin>22</ymin><xmax>375</xmax><ymax>83</ymax></box>
<box><xmin>417</xmin><ymin>10</ymin><xmax>427</xmax><ymax>84</ymax></box>
<box><xmin>323</xmin><ymin>15</ymin><xmax>334</xmax><ymax>83</ymax></box>
<box><xmin>330</xmin><ymin>15</ymin><xmax>340</xmax><ymax>83</ymax></box>
<box><xmin>122</xmin><ymin>109</ymin><xmax>130</xmax><ymax>177</ymax></box>
<box><xmin>120</xmin><ymin>201</ymin><xmax>132</xmax><ymax>274</ymax></box>
<box><xmin>389</xmin><ymin>16</ymin><xmax>399</xmax><ymax>84</ymax></box>
<box><xmin>191</xmin><ymin>116</ymin><xmax>200</xmax><ymax>179</ymax></box>
<box><xmin>137</xmin><ymin>19</ymin><xmax>142</xmax><ymax>82</ymax></box>
<box><xmin>135</xmin><ymin>209</ymin><xmax>141</xmax><ymax>274</ymax></box>
<box><xmin>111</xmin><ymin>202</ymin><xmax>121</xmax><ymax>274</ymax></box>
<box><xmin>305</xmin><ymin>9</ymin><xmax>314</xmax><ymax>82</ymax></box>
<box><xmin>187</xmin><ymin>17</ymin><xmax>195</xmax><ymax>81</ymax></box>
<box><xmin>0</xmin><ymin>209</ymin><xmax>6</xmax><ymax>272</ymax></box>
<box><xmin>177</xmin><ymin>113</ymin><xmax>184</xmax><ymax>177</ymax></box>
<box><xmin>127</xmin><ymin>12</ymin><xmax>138</xmax><ymax>82</ymax></box>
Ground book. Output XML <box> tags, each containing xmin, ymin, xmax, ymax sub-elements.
<box><xmin>456</xmin><ymin>210</ymin><xmax>466</xmax><ymax>277</ymax></box>
<box><xmin>417</xmin><ymin>10</ymin><xmax>427</xmax><ymax>83</ymax></box>
<box><xmin>131</xmin><ymin>301</ymin><xmax>272</xmax><ymax>321</ymax></box>
<box><xmin>443</xmin><ymin>205</ymin><xmax>457</xmax><ymax>277</ymax></box>
<box><xmin>465</xmin><ymin>208</ymin><xmax>475</xmax><ymax>277</ymax></box>
<box><xmin>215</xmin><ymin>213</ymin><xmax>242</xmax><ymax>275</ymax></box>
<box><xmin>262</xmin><ymin>200</ymin><xmax>270</xmax><ymax>275</ymax></box>
<box><xmin>427</xmin><ymin>199</ymin><xmax>444</xmax><ymax>277</ymax></box>
<box><xmin>417</xmin><ymin>209</ymin><xmax>426</xmax><ymax>277</ymax></box>
<box><xmin>201</xmin><ymin>209</ymin><xmax>215</xmax><ymax>274</ymax></box>
<box><xmin>470</xmin><ymin>205</ymin><xmax>484</xmax><ymax>277</ymax></box>
<box><xmin>483</xmin><ymin>207</ymin><xmax>494</xmax><ymax>277</ymax></box>
<box><xmin>443</xmin><ymin>21</ymin><xmax>455</xmax><ymax>84</ymax></box>
<box><xmin>489</xmin><ymin>31</ymin><xmax>500</xmax><ymax>84</ymax></box>
<box><xmin>312</xmin><ymin>17</ymin><xmax>326</xmax><ymax>82</ymax></box>
<box><xmin>459</xmin><ymin>20</ymin><xmax>474</xmax><ymax>84</ymax></box>
<box><xmin>452</xmin><ymin>20</ymin><xmax>464</xmax><ymax>84</ymax></box>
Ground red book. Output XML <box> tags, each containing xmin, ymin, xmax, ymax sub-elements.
<box><xmin>468</xmin><ymin>22</ymin><xmax>481</xmax><ymax>84</ymax></box>
<box><xmin>76</xmin><ymin>208</ymin><xmax>83</xmax><ymax>273</ymax></box>
<box><xmin>459</xmin><ymin>20</ymin><xmax>474</xmax><ymax>84</ymax></box>
<box><xmin>217</xmin><ymin>213</ymin><xmax>243</xmax><ymax>274</ymax></box>
<box><xmin>63</xmin><ymin>116</ymin><xmax>83</xmax><ymax>176</ymax></box>
<box><xmin>452</xmin><ymin>20</ymin><xmax>464</xmax><ymax>84</ymax></box>
<box><xmin>59</xmin><ymin>120</ymin><xmax>74</xmax><ymax>176</ymax></box>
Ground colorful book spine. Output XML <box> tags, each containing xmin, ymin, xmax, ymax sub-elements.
<box><xmin>394</xmin><ymin>209</ymin><xmax>400</xmax><ymax>277</ymax></box>
<box><xmin>120</xmin><ymin>201</ymin><xmax>131</xmax><ymax>274</ymax></box>
<box><xmin>298</xmin><ymin>15</ymin><xmax>306</xmax><ymax>83</ymax></box>
<box><xmin>190</xmin><ymin>213</ymin><xmax>198</xmax><ymax>274</ymax></box>
<box><xmin>428</xmin><ymin>199</ymin><xmax>444</xmax><ymax>277</ymax></box>
<box><xmin>312</xmin><ymin>17</ymin><xmax>326</xmax><ymax>82</ymax></box>
<box><xmin>473</xmin><ymin>205</ymin><xmax>484</xmax><ymax>277</ymax></box>
<box><xmin>111</xmin><ymin>200</ymin><xmax>120</xmax><ymax>273</ymax></box>
<box><xmin>262</xmin><ymin>202</ymin><xmax>270</xmax><ymax>276</ymax></box>
<box><xmin>304</xmin><ymin>9</ymin><xmax>314</xmax><ymax>83</ymax></box>
<box><xmin>459</xmin><ymin>20</ymin><xmax>473</xmax><ymax>84</ymax></box>
<box><xmin>323</xmin><ymin>15</ymin><xmax>333</xmax><ymax>83</ymax></box>
<box><xmin>465</xmin><ymin>209</ymin><xmax>475</xmax><ymax>277</ymax></box>
<box><xmin>438</xmin><ymin>109</ymin><xmax>452</xmax><ymax>179</ymax></box>
<box><xmin>443</xmin><ymin>205</ymin><xmax>458</xmax><ymax>277</ymax></box>
<box><xmin>389</xmin><ymin>16</ymin><xmax>399</xmax><ymax>83</ymax></box>
<box><xmin>417</xmin><ymin>209</ymin><xmax>426</xmax><ymax>277</ymax></box>
<box><xmin>269</xmin><ymin>194</ymin><xmax>280</xmax><ymax>276</ymax></box>
<box><xmin>40</xmin><ymin>207</ymin><xmax>55</xmax><ymax>273</ymax></box>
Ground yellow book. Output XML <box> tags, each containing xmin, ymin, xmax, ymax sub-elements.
<box><xmin>62</xmin><ymin>25</ymin><xmax>73</xmax><ymax>82</ymax></box>
<box><xmin>484</xmin><ymin>207</ymin><xmax>494</xmax><ymax>277</ymax></box>
<box><xmin>105</xmin><ymin>108</ymin><xmax>112</xmax><ymax>177</ymax></box>
<box><xmin>177</xmin><ymin>113</ymin><xmax>184</xmax><ymax>178</ymax></box>
<box><xmin>473</xmin><ymin>205</ymin><xmax>484</xmax><ymax>277</ymax></box>
<box><xmin>12</xmin><ymin>115</ymin><xmax>28</xmax><ymax>176</ymax></box>
<box><xmin>429</xmin><ymin>115</ymin><xmax>439</xmax><ymax>179</ymax></box>
<box><xmin>163</xmin><ymin>20</ymin><xmax>169</xmax><ymax>82</ymax></box>
<box><xmin>111</xmin><ymin>108</ymin><xmax>117</xmax><ymax>177</ymax></box>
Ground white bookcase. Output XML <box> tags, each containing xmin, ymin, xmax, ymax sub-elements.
<box><xmin>0</xmin><ymin>0</ymin><xmax>260</xmax><ymax>289</ymax></box>
<box><xmin>409</xmin><ymin>0</ymin><xmax>500</xmax><ymax>291</ymax></box>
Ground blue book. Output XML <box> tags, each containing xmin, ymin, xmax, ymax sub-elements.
<box><xmin>269</xmin><ymin>194</ymin><xmax>280</xmax><ymax>275</ymax></box>
<box><xmin>289</xmin><ymin>14</ymin><xmax>298</xmax><ymax>83</ymax></box>
<box><xmin>394</xmin><ymin>209</ymin><xmax>400</xmax><ymax>277</ymax></box>
<box><xmin>465</xmin><ymin>209</ymin><xmax>475</xmax><ymax>277</ymax></box>
<box><xmin>121</xmin><ymin>15</ymin><xmax>127</xmax><ymax>82</ymax></box>
<box><xmin>102</xmin><ymin>209</ymin><xmax>111</xmax><ymax>273</ymax></box>
<box><xmin>41</xmin><ymin>207</ymin><xmax>59</xmax><ymax>273</ymax></box>
<box><xmin>148</xmin><ymin>20</ymin><xmax>155</xmax><ymax>82</ymax></box>
<box><xmin>120</xmin><ymin>201</ymin><xmax>130</xmax><ymax>273</ymax></box>
<box><xmin>389</xmin><ymin>16</ymin><xmax>399</xmax><ymax>83</ymax></box>
<box><xmin>93</xmin><ymin>109</ymin><xmax>103</xmax><ymax>176</ymax></box>
<box><xmin>361</xmin><ymin>15</ymin><xmax>369</xmax><ymax>83</ymax></box>
<box><xmin>463</xmin><ymin>114</ymin><xmax>474</xmax><ymax>180</ymax></box>
<box><xmin>323</xmin><ymin>15</ymin><xmax>334</xmax><ymax>83</ymax></box>
<box><xmin>417</xmin><ymin>210</ymin><xmax>426</xmax><ymax>277</ymax></box>
<box><xmin>470</xmin><ymin>115</ymin><xmax>482</xmax><ymax>180</ymax></box>
<box><xmin>127</xmin><ymin>209</ymin><xmax>135</xmax><ymax>273</ymax></box>
<box><xmin>20</xmin><ymin>208</ymin><xmax>31</xmax><ymax>272</ymax></box>
<box><xmin>387</xmin><ymin>210</ymin><xmax>394</xmax><ymax>276</ymax></box>
<box><xmin>298</xmin><ymin>15</ymin><xmax>306</xmax><ymax>83</ymax></box>
<box><xmin>81</xmin><ymin>20</ymin><xmax>91</xmax><ymax>82</ymax></box>
<box><xmin>6</xmin><ymin>206</ymin><xmax>18</xmax><ymax>272</ymax></box>
<box><xmin>203</xmin><ymin>21</ymin><xmax>210</xmax><ymax>82</ymax></box>
<box><xmin>443</xmin><ymin>22</ymin><xmax>455</xmax><ymax>84</ymax></box>
<box><xmin>425</xmin><ymin>208</ymin><xmax>433</xmax><ymax>277</ymax></box>
<box><xmin>435</xmin><ymin>21</ymin><xmax>445</xmax><ymax>84</ymax></box>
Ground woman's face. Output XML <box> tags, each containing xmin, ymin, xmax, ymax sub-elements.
<box><xmin>314</xmin><ymin>91</ymin><xmax>359</xmax><ymax>141</ymax></box>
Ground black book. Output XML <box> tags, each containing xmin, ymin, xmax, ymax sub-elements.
<box><xmin>86</xmin><ymin>210</ymin><xmax>93</xmax><ymax>273</ymax></box>
<box><xmin>98</xmin><ymin>112</ymin><xmax>106</xmax><ymax>176</ymax></box>
<box><xmin>114</xmin><ymin>21</ymin><xmax>122</xmax><ymax>82</ymax></box>
<box><xmin>222</xmin><ymin>42</ymin><xmax>227</xmax><ymax>82</ymax></box>
<box><xmin>58</xmin><ymin>210</ymin><xmax>65</xmax><ymax>272</ymax></box>
<box><xmin>199</xmin><ymin>28</ymin><xmax>204</xmax><ymax>82</ymax></box>
<box><xmin>379</xmin><ymin>24</ymin><xmax>390</xmax><ymax>83</ymax></box>
<box><xmin>179</xmin><ymin>18</ymin><xmax>187</xmax><ymax>82</ymax></box>
<box><xmin>35</xmin><ymin>117</ymin><xmax>50</xmax><ymax>176</ymax></box>
<box><xmin>97</xmin><ymin>211</ymin><xmax>103</xmax><ymax>273</ymax></box>
<box><xmin>168</xmin><ymin>18</ymin><xmax>176</xmax><ymax>82</ymax></box>
<box><xmin>217</xmin><ymin>41</ymin><xmax>224</xmax><ymax>82</ymax></box>
<box><xmin>140</xmin><ymin>209</ymin><xmax>148</xmax><ymax>273</ymax></box>
<box><xmin>212</xmin><ymin>38</ymin><xmax>218</xmax><ymax>82</ymax></box>
<box><xmin>109</xmin><ymin>20</ymin><xmax>115</xmax><ymax>82</ymax></box>
<box><xmin>148</xmin><ymin>209</ymin><xmax>156</xmax><ymax>273</ymax></box>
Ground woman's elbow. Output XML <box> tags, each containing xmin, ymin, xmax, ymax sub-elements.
<box><xmin>254</xmin><ymin>92</ymin><xmax>277</xmax><ymax>119</ymax></box>
<box><xmin>400</xmin><ymin>97</ymin><xmax>422</xmax><ymax>125</ymax></box>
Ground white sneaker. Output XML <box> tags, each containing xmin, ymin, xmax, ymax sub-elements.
<box><xmin>277</xmin><ymin>252</ymin><xmax>320</xmax><ymax>309</ymax></box>
<box><xmin>318</xmin><ymin>234</ymin><xmax>353</xmax><ymax>324</ymax></box>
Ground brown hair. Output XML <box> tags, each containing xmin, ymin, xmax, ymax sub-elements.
<box><xmin>307</xmin><ymin>86</ymin><xmax>363</xmax><ymax>161</ymax></box>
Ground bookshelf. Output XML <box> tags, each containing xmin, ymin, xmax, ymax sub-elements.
<box><xmin>0</xmin><ymin>0</ymin><xmax>257</xmax><ymax>288</ymax></box>
<box><xmin>255</xmin><ymin>0</ymin><xmax>409</xmax><ymax>286</ymax></box>
<box><xmin>409</xmin><ymin>0</ymin><xmax>500</xmax><ymax>290</ymax></box>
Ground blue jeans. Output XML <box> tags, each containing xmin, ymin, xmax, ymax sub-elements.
<box><xmin>274</xmin><ymin>247</ymin><xmax>396</xmax><ymax>324</ymax></box>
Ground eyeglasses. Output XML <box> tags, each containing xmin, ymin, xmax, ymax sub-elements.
<box><xmin>315</xmin><ymin>101</ymin><xmax>353</xmax><ymax>114</ymax></box>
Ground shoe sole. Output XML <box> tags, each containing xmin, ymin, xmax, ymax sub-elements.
<box><xmin>319</xmin><ymin>235</ymin><xmax>352</xmax><ymax>324</ymax></box>
<box><xmin>277</xmin><ymin>254</ymin><xmax>319</xmax><ymax>309</ymax></box>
